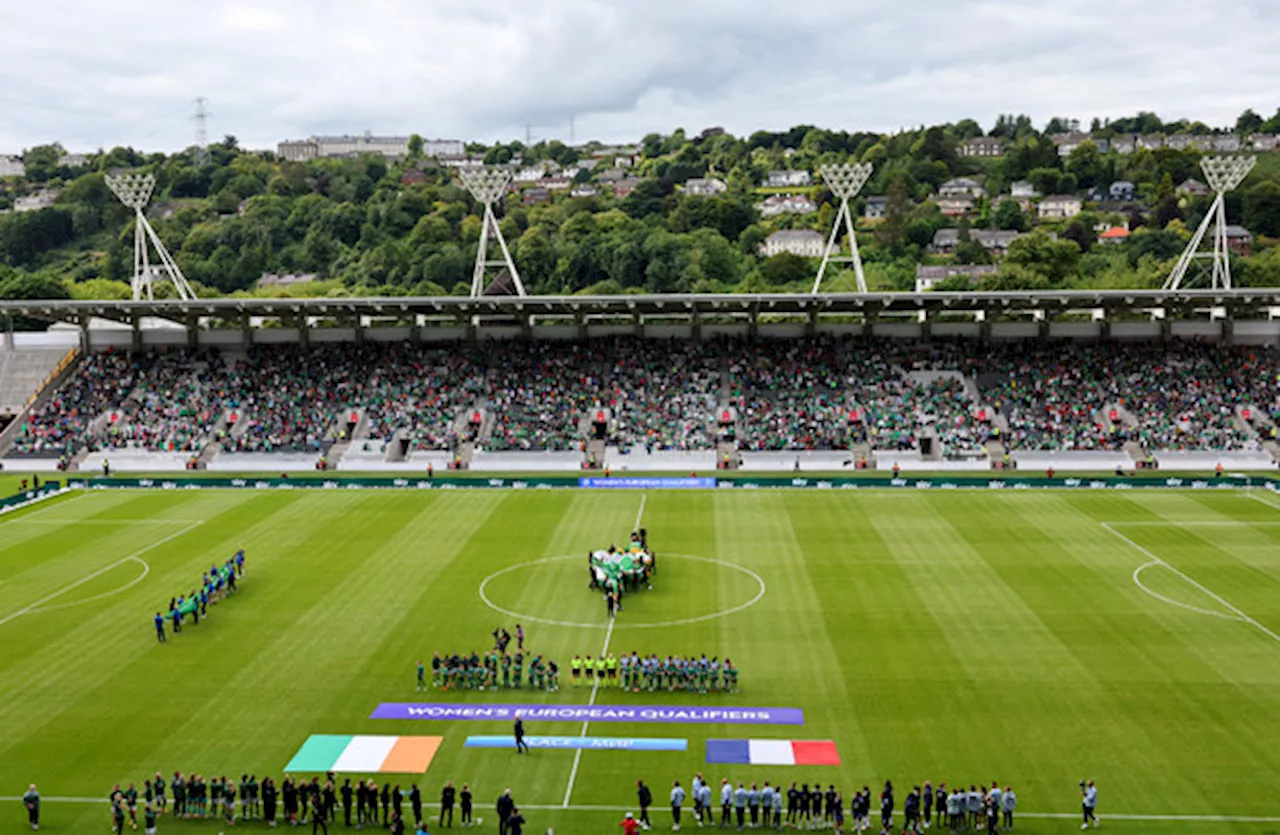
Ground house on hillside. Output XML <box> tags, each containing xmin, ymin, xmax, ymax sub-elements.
<box><xmin>683</xmin><ymin>177</ymin><xmax>727</xmax><ymax>197</ymax></box>
<box><xmin>1213</xmin><ymin>135</ymin><xmax>1242</xmax><ymax>152</ymax></box>
<box><xmin>939</xmin><ymin>177</ymin><xmax>987</xmax><ymax>198</ymax></box>
<box><xmin>961</xmin><ymin>136</ymin><xmax>1004</xmax><ymax>157</ymax></box>
<box><xmin>1010</xmin><ymin>180</ymin><xmax>1039</xmax><ymax>198</ymax></box>
<box><xmin>1177</xmin><ymin>179</ymin><xmax>1209</xmax><ymax>197</ymax></box>
<box><xmin>1225</xmin><ymin>226</ymin><xmax>1253</xmax><ymax>257</ymax></box>
<box><xmin>937</xmin><ymin>195</ymin><xmax>975</xmax><ymax>217</ymax></box>
<box><xmin>1108</xmin><ymin>181</ymin><xmax>1137</xmax><ymax>202</ymax></box>
<box><xmin>597</xmin><ymin>167</ymin><xmax>626</xmax><ymax>183</ymax></box>
<box><xmin>1097</xmin><ymin>226</ymin><xmax>1131</xmax><ymax>244</ymax></box>
<box><xmin>611</xmin><ymin>178</ymin><xmax>641</xmax><ymax>198</ymax></box>
<box><xmin>1110</xmin><ymin>135</ymin><xmax>1137</xmax><ymax>154</ymax></box>
<box><xmin>1138</xmin><ymin>134</ymin><xmax>1166</xmax><ymax>151</ymax></box>
<box><xmin>1053</xmin><ymin>131</ymin><xmax>1092</xmax><ymax>156</ymax></box>
<box><xmin>931</xmin><ymin>228</ymin><xmax>1025</xmax><ymax>256</ymax></box>
<box><xmin>864</xmin><ymin>196</ymin><xmax>888</xmax><ymax>219</ymax></box>
<box><xmin>1250</xmin><ymin>134</ymin><xmax>1279</xmax><ymax>151</ymax></box>
<box><xmin>766</xmin><ymin>169</ymin><xmax>812</xmax><ymax>188</ymax></box>
<box><xmin>400</xmin><ymin>169</ymin><xmax>428</xmax><ymax>185</ymax></box>
<box><xmin>915</xmin><ymin>264</ymin><xmax>998</xmax><ymax>292</ymax></box>
<box><xmin>58</xmin><ymin>153</ymin><xmax>91</xmax><ymax>168</ymax></box>
<box><xmin>13</xmin><ymin>189</ymin><xmax>60</xmax><ymax>212</ymax></box>
<box><xmin>1038</xmin><ymin>194</ymin><xmax>1083</xmax><ymax>220</ymax></box>
<box><xmin>760</xmin><ymin>229</ymin><xmax>825</xmax><ymax>258</ymax></box>
<box><xmin>0</xmin><ymin>156</ymin><xmax>25</xmax><ymax>178</ymax></box>
<box><xmin>522</xmin><ymin>187</ymin><xmax>550</xmax><ymax>206</ymax></box>
<box><xmin>757</xmin><ymin>194</ymin><xmax>817</xmax><ymax>216</ymax></box>
<box><xmin>570</xmin><ymin>184</ymin><xmax>600</xmax><ymax>198</ymax></box>
<box><xmin>1166</xmin><ymin>134</ymin><xmax>1194</xmax><ymax>151</ymax></box>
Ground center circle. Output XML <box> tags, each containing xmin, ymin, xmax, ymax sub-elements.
<box><xmin>478</xmin><ymin>552</ymin><xmax>766</xmax><ymax>629</ymax></box>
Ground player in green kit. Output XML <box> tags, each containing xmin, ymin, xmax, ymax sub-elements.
<box><xmin>513</xmin><ymin>653</ymin><xmax>523</xmax><ymax>689</ymax></box>
<box><xmin>502</xmin><ymin>653</ymin><xmax>512</xmax><ymax>688</ymax></box>
<box><xmin>144</xmin><ymin>803</ymin><xmax>158</xmax><ymax>835</ymax></box>
<box><xmin>417</xmin><ymin>661</ymin><xmax>426</xmax><ymax>691</ymax></box>
<box><xmin>154</xmin><ymin>773</ymin><xmax>167</xmax><ymax>817</ymax></box>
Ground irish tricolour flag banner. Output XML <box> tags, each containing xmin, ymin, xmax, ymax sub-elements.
<box><xmin>285</xmin><ymin>735</ymin><xmax>443</xmax><ymax>774</ymax></box>
<box><xmin>706</xmin><ymin>739</ymin><xmax>841</xmax><ymax>766</ymax></box>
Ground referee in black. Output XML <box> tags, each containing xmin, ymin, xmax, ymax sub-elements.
<box><xmin>513</xmin><ymin>715</ymin><xmax>529</xmax><ymax>754</ymax></box>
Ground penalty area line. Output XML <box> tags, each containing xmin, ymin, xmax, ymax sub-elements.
<box><xmin>0</xmin><ymin>521</ymin><xmax>201</xmax><ymax>629</ymax></box>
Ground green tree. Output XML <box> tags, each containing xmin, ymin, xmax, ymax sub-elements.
<box><xmin>1243</xmin><ymin>181</ymin><xmax>1280</xmax><ymax>238</ymax></box>
<box><xmin>877</xmin><ymin>174</ymin><xmax>910</xmax><ymax>253</ymax></box>
<box><xmin>408</xmin><ymin>134</ymin><xmax>424</xmax><ymax>158</ymax></box>
<box><xmin>993</xmin><ymin>199</ymin><xmax>1027</xmax><ymax>232</ymax></box>
<box><xmin>1065</xmin><ymin>141</ymin><xmax>1105</xmax><ymax>190</ymax></box>
<box><xmin>1004</xmin><ymin>230</ymin><xmax>1081</xmax><ymax>284</ymax></box>
<box><xmin>759</xmin><ymin>252</ymin><xmax>811</xmax><ymax>286</ymax></box>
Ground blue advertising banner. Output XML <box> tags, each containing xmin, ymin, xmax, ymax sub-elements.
<box><xmin>579</xmin><ymin>477</ymin><xmax>718</xmax><ymax>489</ymax></box>
<box><xmin>464</xmin><ymin>735</ymin><xmax>687</xmax><ymax>751</ymax></box>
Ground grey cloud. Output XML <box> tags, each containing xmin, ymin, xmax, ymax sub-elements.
<box><xmin>0</xmin><ymin>0</ymin><xmax>1275</xmax><ymax>153</ymax></box>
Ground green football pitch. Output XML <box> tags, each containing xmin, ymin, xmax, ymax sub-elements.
<box><xmin>2</xmin><ymin>487</ymin><xmax>1280</xmax><ymax>835</ymax></box>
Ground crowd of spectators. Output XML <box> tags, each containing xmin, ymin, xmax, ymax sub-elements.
<box><xmin>607</xmin><ymin>338</ymin><xmax>720</xmax><ymax>453</ymax></box>
<box><xmin>7</xmin><ymin>338</ymin><xmax>1278</xmax><ymax>461</ymax></box>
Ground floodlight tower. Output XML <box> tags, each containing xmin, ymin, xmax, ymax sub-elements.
<box><xmin>813</xmin><ymin>162</ymin><xmax>873</xmax><ymax>294</ymax></box>
<box><xmin>1164</xmin><ymin>155</ymin><xmax>1256</xmax><ymax>291</ymax></box>
<box><xmin>105</xmin><ymin>172</ymin><xmax>197</xmax><ymax>301</ymax></box>
<box><xmin>457</xmin><ymin>166</ymin><xmax>526</xmax><ymax>297</ymax></box>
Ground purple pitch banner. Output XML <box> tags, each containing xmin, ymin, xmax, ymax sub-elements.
<box><xmin>371</xmin><ymin>703</ymin><xmax>804</xmax><ymax>725</ymax></box>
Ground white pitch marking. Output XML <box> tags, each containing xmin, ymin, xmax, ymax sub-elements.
<box><xmin>1103</xmin><ymin>521</ymin><xmax>1280</xmax><ymax>646</ymax></box>
<box><xmin>0</xmin><ymin>798</ymin><xmax>1277</xmax><ymax>824</ymax></box>
<box><xmin>1131</xmin><ymin>561</ymin><xmax>1242</xmax><ymax>621</ymax></box>
<box><xmin>561</xmin><ymin>493</ymin><xmax>643</xmax><ymax>808</ymax></box>
<box><xmin>26</xmin><ymin>558</ymin><xmax>151</xmax><ymax>614</ymax></box>
<box><xmin>0</xmin><ymin>521</ymin><xmax>200</xmax><ymax>629</ymax></box>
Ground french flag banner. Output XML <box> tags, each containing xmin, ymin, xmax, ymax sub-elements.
<box><xmin>706</xmin><ymin>739</ymin><xmax>841</xmax><ymax>766</ymax></box>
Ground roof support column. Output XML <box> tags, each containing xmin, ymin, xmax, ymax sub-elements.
<box><xmin>186</xmin><ymin>314</ymin><xmax>199</xmax><ymax>349</ymax></box>
<box><xmin>241</xmin><ymin>313</ymin><xmax>252</xmax><ymax>347</ymax></box>
<box><xmin>131</xmin><ymin>313</ymin><xmax>142</xmax><ymax>352</ymax></box>
<box><xmin>298</xmin><ymin>314</ymin><xmax>309</xmax><ymax>347</ymax></box>
<box><xmin>1222</xmin><ymin>317</ymin><xmax>1234</xmax><ymax>346</ymax></box>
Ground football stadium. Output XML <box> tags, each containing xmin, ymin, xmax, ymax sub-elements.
<box><xmin>2</xmin><ymin>293</ymin><xmax>1280</xmax><ymax>835</ymax></box>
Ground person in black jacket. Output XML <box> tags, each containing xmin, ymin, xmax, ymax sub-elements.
<box><xmin>341</xmin><ymin>780</ymin><xmax>353</xmax><ymax>827</ymax></box>
<box><xmin>637</xmin><ymin>780</ymin><xmax>653</xmax><ymax>829</ymax></box>
<box><xmin>496</xmin><ymin>789</ymin><xmax>515</xmax><ymax>835</ymax></box>
<box><xmin>880</xmin><ymin>781</ymin><xmax>894</xmax><ymax>833</ymax></box>
<box><xmin>356</xmin><ymin>781</ymin><xmax>367</xmax><ymax>826</ymax></box>
<box><xmin>311</xmin><ymin>794</ymin><xmax>328</xmax><ymax>835</ymax></box>
<box><xmin>506</xmin><ymin>807</ymin><xmax>525</xmax><ymax>835</ymax></box>
<box><xmin>392</xmin><ymin>785</ymin><xmax>404</xmax><ymax>823</ymax></box>
<box><xmin>904</xmin><ymin>787</ymin><xmax>920</xmax><ymax>834</ymax></box>
<box><xmin>262</xmin><ymin>778</ymin><xmax>277</xmax><ymax>826</ymax></box>
<box><xmin>460</xmin><ymin>784</ymin><xmax>473</xmax><ymax>827</ymax></box>
<box><xmin>282</xmin><ymin>778</ymin><xmax>298</xmax><ymax>825</ymax></box>
<box><xmin>410</xmin><ymin>784</ymin><xmax>422</xmax><ymax>827</ymax></box>
<box><xmin>381</xmin><ymin>783</ymin><xmax>391</xmax><ymax>826</ymax></box>
<box><xmin>441</xmin><ymin>781</ymin><xmax>456</xmax><ymax>827</ymax></box>
<box><xmin>513</xmin><ymin>716</ymin><xmax>529</xmax><ymax>754</ymax></box>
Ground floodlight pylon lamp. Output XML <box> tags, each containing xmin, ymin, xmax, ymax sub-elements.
<box><xmin>105</xmin><ymin>172</ymin><xmax>157</xmax><ymax>210</ymax></box>
<box><xmin>1200</xmin><ymin>155</ymin><xmax>1255</xmax><ymax>193</ymax></box>
<box><xmin>819</xmin><ymin>162</ymin><xmax>872</xmax><ymax>200</ymax></box>
<box><xmin>105</xmin><ymin>170</ymin><xmax>196</xmax><ymax>301</ymax></box>
<box><xmin>459</xmin><ymin>166</ymin><xmax>525</xmax><ymax>297</ymax></box>
<box><xmin>813</xmin><ymin>161</ymin><xmax>874</xmax><ymax>294</ymax></box>
<box><xmin>1163</xmin><ymin>154</ymin><xmax>1256</xmax><ymax>291</ymax></box>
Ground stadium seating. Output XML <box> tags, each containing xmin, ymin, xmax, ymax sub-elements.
<box><xmin>3</xmin><ymin>338</ymin><xmax>1277</xmax><ymax>471</ymax></box>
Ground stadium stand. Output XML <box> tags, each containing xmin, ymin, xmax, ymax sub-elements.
<box><xmin>3</xmin><ymin>337</ymin><xmax>1277</xmax><ymax>472</ymax></box>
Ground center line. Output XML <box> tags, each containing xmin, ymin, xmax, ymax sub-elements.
<box><xmin>562</xmin><ymin>493</ymin><xmax>644</xmax><ymax>807</ymax></box>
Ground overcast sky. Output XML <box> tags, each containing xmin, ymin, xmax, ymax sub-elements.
<box><xmin>2</xmin><ymin>0</ymin><xmax>1277</xmax><ymax>154</ymax></box>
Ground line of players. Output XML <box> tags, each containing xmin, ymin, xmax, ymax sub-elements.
<box><xmin>419</xmin><ymin>651</ymin><xmax>560</xmax><ymax>692</ymax></box>
<box><xmin>642</xmin><ymin>778</ymin><xmax>1018</xmax><ymax>835</ymax></box>
<box><xmin>152</xmin><ymin>549</ymin><xmax>246</xmax><ymax>641</ymax></box>
<box><xmin>572</xmin><ymin>654</ymin><xmax>740</xmax><ymax>694</ymax></box>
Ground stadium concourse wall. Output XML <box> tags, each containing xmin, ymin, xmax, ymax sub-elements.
<box><xmin>19</xmin><ymin>317</ymin><xmax>1280</xmax><ymax>350</ymax></box>
<box><xmin>53</xmin><ymin>474</ymin><xmax>1280</xmax><ymax>492</ymax></box>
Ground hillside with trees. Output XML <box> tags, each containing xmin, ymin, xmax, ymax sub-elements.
<box><xmin>2</xmin><ymin>108</ymin><xmax>1280</xmax><ymax>302</ymax></box>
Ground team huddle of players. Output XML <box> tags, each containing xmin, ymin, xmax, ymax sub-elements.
<box><xmin>421</xmin><ymin>650</ymin><xmax>560</xmax><ymax>692</ymax></box>
<box><xmin>572</xmin><ymin>653</ymin><xmax>739</xmax><ymax>693</ymax></box>
<box><xmin>590</xmin><ymin>530</ymin><xmax>655</xmax><ymax>594</ymax></box>
<box><xmin>155</xmin><ymin>549</ymin><xmax>246</xmax><ymax>639</ymax></box>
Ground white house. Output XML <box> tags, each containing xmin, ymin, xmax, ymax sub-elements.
<box><xmin>760</xmin><ymin>229</ymin><xmax>825</xmax><ymax>258</ymax></box>
<box><xmin>1213</xmin><ymin>135</ymin><xmax>1242</xmax><ymax>152</ymax></box>
<box><xmin>960</xmin><ymin>137</ymin><xmax>1004</xmax><ymax>157</ymax></box>
<box><xmin>276</xmin><ymin>134</ymin><xmax>464</xmax><ymax>162</ymax></box>
<box><xmin>683</xmin><ymin>177</ymin><xmax>728</xmax><ymax>197</ymax></box>
<box><xmin>1177</xmin><ymin>179</ymin><xmax>1209</xmax><ymax>197</ymax></box>
<box><xmin>13</xmin><ymin>189</ymin><xmax>60</xmax><ymax>212</ymax></box>
<box><xmin>937</xmin><ymin>195</ymin><xmax>975</xmax><ymax>217</ymax></box>
<box><xmin>766</xmin><ymin>170</ymin><xmax>812</xmax><ymax>188</ymax></box>
<box><xmin>1038</xmin><ymin>195</ymin><xmax>1083</xmax><ymax>220</ymax></box>
<box><xmin>1137</xmin><ymin>134</ymin><xmax>1166</xmax><ymax>151</ymax></box>
<box><xmin>1107</xmin><ymin>181</ymin><xmax>1137</xmax><ymax>202</ymax></box>
<box><xmin>1053</xmin><ymin>131</ymin><xmax>1092</xmax><ymax>156</ymax></box>
<box><xmin>570</xmin><ymin>185</ymin><xmax>600</xmax><ymax>198</ymax></box>
<box><xmin>1010</xmin><ymin>180</ymin><xmax>1039</xmax><ymax>198</ymax></box>
<box><xmin>1250</xmin><ymin>134</ymin><xmax>1279</xmax><ymax>151</ymax></box>
<box><xmin>915</xmin><ymin>264</ymin><xmax>998</xmax><ymax>292</ymax></box>
<box><xmin>513</xmin><ymin>166</ymin><xmax>546</xmax><ymax>183</ymax></box>
<box><xmin>931</xmin><ymin>229</ymin><xmax>1025</xmax><ymax>256</ymax></box>
<box><xmin>1110</xmin><ymin>134</ymin><xmax>1137</xmax><ymax>154</ymax></box>
<box><xmin>757</xmin><ymin>194</ymin><xmax>817</xmax><ymax>217</ymax></box>
<box><xmin>0</xmin><ymin>156</ymin><xmax>25</xmax><ymax>177</ymax></box>
<box><xmin>939</xmin><ymin>178</ymin><xmax>987</xmax><ymax>198</ymax></box>
<box><xmin>57</xmin><ymin>153</ymin><xmax>91</xmax><ymax>168</ymax></box>
<box><xmin>863</xmin><ymin>196</ymin><xmax>888</xmax><ymax>219</ymax></box>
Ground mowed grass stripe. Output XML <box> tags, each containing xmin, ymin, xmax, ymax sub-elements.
<box><xmin>993</xmin><ymin>492</ymin><xmax>1274</xmax><ymax>816</ymax></box>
